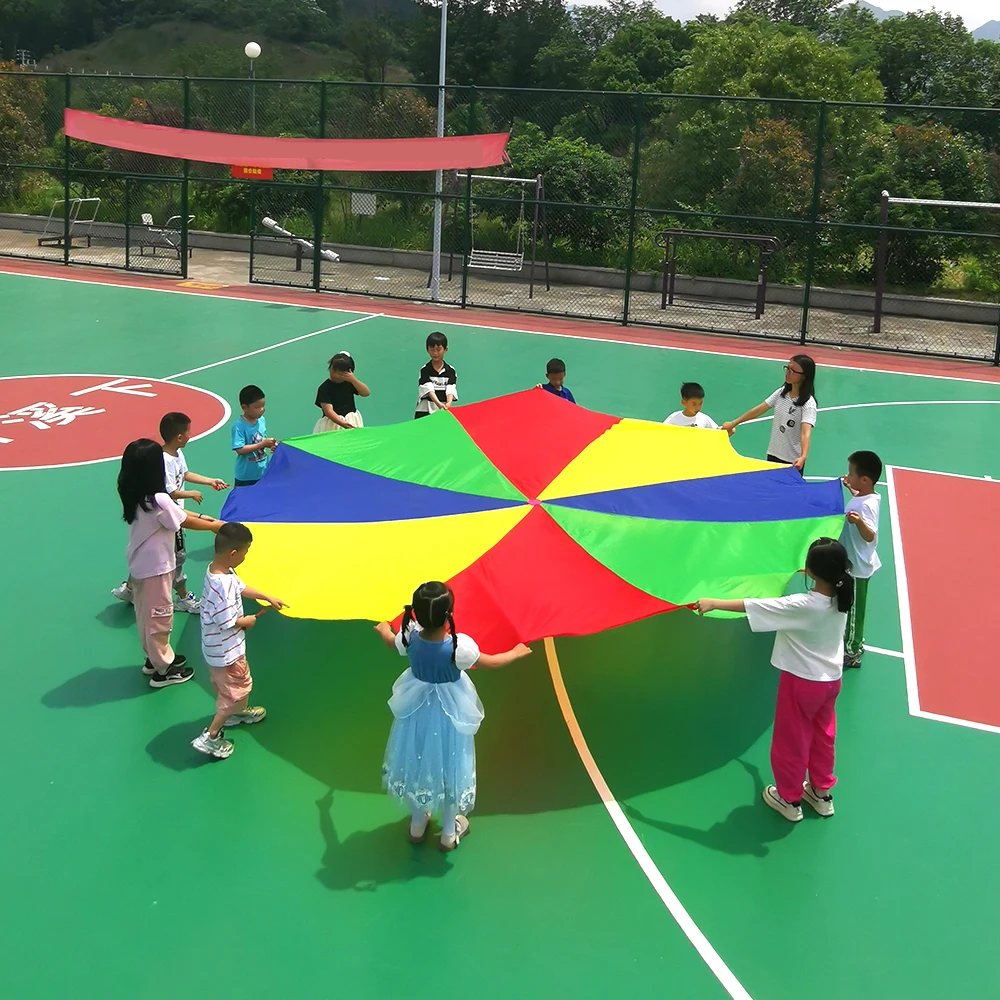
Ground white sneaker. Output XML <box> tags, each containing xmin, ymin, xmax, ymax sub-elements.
<box><xmin>802</xmin><ymin>781</ymin><xmax>835</xmax><ymax>817</ymax></box>
<box><xmin>173</xmin><ymin>593</ymin><xmax>202</xmax><ymax>614</ymax></box>
<box><xmin>192</xmin><ymin>729</ymin><xmax>234</xmax><ymax>759</ymax></box>
<box><xmin>762</xmin><ymin>785</ymin><xmax>803</xmax><ymax>823</ymax></box>
<box><xmin>111</xmin><ymin>581</ymin><xmax>133</xmax><ymax>604</ymax></box>
<box><xmin>225</xmin><ymin>706</ymin><xmax>266</xmax><ymax>727</ymax></box>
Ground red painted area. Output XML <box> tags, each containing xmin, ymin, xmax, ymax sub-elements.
<box><xmin>452</xmin><ymin>389</ymin><xmax>619</xmax><ymax>499</ymax></box>
<box><xmin>396</xmin><ymin>506</ymin><xmax>677</xmax><ymax>654</ymax></box>
<box><xmin>5</xmin><ymin>257</ymin><xmax>1000</xmax><ymax>385</ymax></box>
<box><xmin>894</xmin><ymin>468</ymin><xmax>1000</xmax><ymax>726</ymax></box>
<box><xmin>0</xmin><ymin>375</ymin><xmax>228</xmax><ymax>471</ymax></box>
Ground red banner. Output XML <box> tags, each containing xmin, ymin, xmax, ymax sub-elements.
<box><xmin>65</xmin><ymin>109</ymin><xmax>511</xmax><ymax>172</ymax></box>
<box><xmin>231</xmin><ymin>165</ymin><xmax>273</xmax><ymax>180</ymax></box>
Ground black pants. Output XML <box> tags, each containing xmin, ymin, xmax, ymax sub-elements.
<box><xmin>768</xmin><ymin>454</ymin><xmax>805</xmax><ymax>476</ymax></box>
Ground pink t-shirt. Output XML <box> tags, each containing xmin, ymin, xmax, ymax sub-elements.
<box><xmin>126</xmin><ymin>493</ymin><xmax>186</xmax><ymax>580</ymax></box>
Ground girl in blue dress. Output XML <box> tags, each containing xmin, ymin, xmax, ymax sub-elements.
<box><xmin>375</xmin><ymin>582</ymin><xmax>531</xmax><ymax>851</ymax></box>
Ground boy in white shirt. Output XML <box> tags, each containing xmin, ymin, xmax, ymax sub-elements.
<box><xmin>192</xmin><ymin>522</ymin><xmax>286</xmax><ymax>760</ymax></box>
<box><xmin>840</xmin><ymin>450</ymin><xmax>883</xmax><ymax>669</ymax></box>
<box><xmin>663</xmin><ymin>382</ymin><xmax>719</xmax><ymax>429</ymax></box>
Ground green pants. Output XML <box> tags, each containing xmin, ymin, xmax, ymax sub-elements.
<box><xmin>845</xmin><ymin>576</ymin><xmax>869</xmax><ymax>662</ymax></box>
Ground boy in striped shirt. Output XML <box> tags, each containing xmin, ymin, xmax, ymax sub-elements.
<box><xmin>192</xmin><ymin>522</ymin><xmax>287</xmax><ymax>760</ymax></box>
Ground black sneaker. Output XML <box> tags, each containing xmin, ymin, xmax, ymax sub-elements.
<box><xmin>143</xmin><ymin>654</ymin><xmax>187</xmax><ymax>676</ymax></box>
<box><xmin>843</xmin><ymin>655</ymin><xmax>862</xmax><ymax>670</ymax></box>
<box><xmin>149</xmin><ymin>665</ymin><xmax>195</xmax><ymax>688</ymax></box>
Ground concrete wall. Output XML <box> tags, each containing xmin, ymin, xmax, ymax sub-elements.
<box><xmin>3</xmin><ymin>211</ymin><xmax>998</xmax><ymax>325</ymax></box>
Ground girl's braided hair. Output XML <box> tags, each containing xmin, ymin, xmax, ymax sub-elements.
<box><xmin>399</xmin><ymin>581</ymin><xmax>458</xmax><ymax>664</ymax></box>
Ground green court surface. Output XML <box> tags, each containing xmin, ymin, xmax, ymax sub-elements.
<box><xmin>2</xmin><ymin>270</ymin><xmax>999</xmax><ymax>999</ymax></box>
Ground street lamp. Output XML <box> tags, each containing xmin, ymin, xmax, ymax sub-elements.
<box><xmin>244</xmin><ymin>41</ymin><xmax>261</xmax><ymax>133</ymax></box>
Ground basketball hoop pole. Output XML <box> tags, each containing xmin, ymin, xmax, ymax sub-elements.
<box><xmin>430</xmin><ymin>1</ymin><xmax>448</xmax><ymax>302</ymax></box>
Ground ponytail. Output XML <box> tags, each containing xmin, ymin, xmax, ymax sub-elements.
<box><xmin>805</xmin><ymin>537</ymin><xmax>855</xmax><ymax>614</ymax></box>
<box><xmin>446</xmin><ymin>611</ymin><xmax>458</xmax><ymax>665</ymax></box>
<box><xmin>400</xmin><ymin>605</ymin><xmax>414</xmax><ymax>646</ymax></box>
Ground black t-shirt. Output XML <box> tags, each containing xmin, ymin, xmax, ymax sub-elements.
<box><xmin>315</xmin><ymin>378</ymin><xmax>358</xmax><ymax>415</ymax></box>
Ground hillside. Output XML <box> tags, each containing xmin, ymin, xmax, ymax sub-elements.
<box><xmin>36</xmin><ymin>20</ymin><xmax>411</xmax><ymax>82</ymax></box>
<box><xmin>973</xmin><ymin>20</ymin><xmax>1000</xmax><ymax>40</ymax></box>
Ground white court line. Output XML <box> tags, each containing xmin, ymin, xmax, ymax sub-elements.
<box><xmin>163</xmin><ymin>312</ymin><xmax>383</xmax><ymax>380</ymax></box>
<box><xmin>912</xmin><ymin>710</ymin><xmax>1000</xmax><ymax>736</ymax></box>
<box><xmin>886</xmin><ymin>465</ymin><xmax>924</xmax><ymax>717</ymax></box>
<box><xmin>10</xmin><ymin>268</ymin><xmax>1000</xmax><ymax>387</ymax></box>
<box><xmin>864</xmin><ymin>645</ymin><xmax>905</xmax><ymax>659</ymax></box>
<box><xmin>745</xmin><ymin>399</ymin><xmax>1000</xmax><ymax>425</ymax></box>
<box><xmin>544</xmin><ymin>637</ymin><xmax>753</xmax><ymax>1000</ymax></box>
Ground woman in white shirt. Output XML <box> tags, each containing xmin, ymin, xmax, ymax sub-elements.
<box><xmin>722</xmin><ymin>355</ymin><xmax>818</xmax><ymax>473</ymax></box>
<box><xmin>696</xmin><ymin>537</ymin><xmax>854</xmax><ymax>823</ymax></box>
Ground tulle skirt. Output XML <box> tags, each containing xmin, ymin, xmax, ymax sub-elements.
<box><xmin>381</xmin><ymin>670</ymin><xmax>482</xmax><ymax>817</ymax></box>
<box><xmin>312</xmin><ymin>410</ymin><xmax>363</xmax><ymax>434</ymax></box>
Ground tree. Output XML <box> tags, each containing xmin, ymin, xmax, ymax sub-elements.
<box><xmin>344</xmin><ymin>14</ymin><xmax>398</xmax><ymax>83</ymax></box>
<box><xmin>731</xmin><ymin>0</ymin><xmax>838</xmax><ymax>32</ymax></box>
<box><xmin>587</xmin><ymin>8</ymin><xmax>690</xmax><ymax>92</ymax></box>
<box><xmin>0</xmin><ymin>62</ymin><xmax>47</xmax><ymax>200</ymax></box>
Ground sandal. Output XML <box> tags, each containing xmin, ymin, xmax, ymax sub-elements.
<box><xmin>408</xmin><ymin>812</ymin><xmax>431</xmax><ymax>844</ymax></box>
<box><xmin>439</xmin><ymin>815</ymin><xmax>470</xmax><ymax>852</ymax></box>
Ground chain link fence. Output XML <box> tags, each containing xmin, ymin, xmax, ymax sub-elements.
<box><xmin>1</xmin><ymin>70</ymin><xmax>999</xmax><ymax>362</ymax></box>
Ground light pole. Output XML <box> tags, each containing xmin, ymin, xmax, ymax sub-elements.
<box><xmin>429</xmin><ymin>1</ymin><xmax>448</xmax><ymax>303</ymax></box>
<box><xmin>245</xmin><ymin>41</ymin><xmax>261</xmax><ymax>133</ymax></box>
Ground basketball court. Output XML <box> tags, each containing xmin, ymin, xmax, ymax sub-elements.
<box><xmin>2</xmin><ymin>261</ymin><xmax>999</xmax><ymax>999</ymax></box>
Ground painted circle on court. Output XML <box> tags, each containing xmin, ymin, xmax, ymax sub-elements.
<box><xmin>0</xmin><ymin>375</ymin><xmax>230</xmax><ymax>471</ymax></box>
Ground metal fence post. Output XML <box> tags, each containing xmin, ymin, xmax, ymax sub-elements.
<box><xmin>180</xmin><ymin>76</ymin><xmax>190</xmax><ymax>278</ymax></box>
<box><xmin>873</xmin><ymin>190</ymin><xmax>889</xmax><ymax>335</ymax></box>
<box><xmin>460</xmin><ymin>87</ymin><xmax>476</xmax><ymax>310</ymax></box>
<box><xmin>63</xmin><ymin>74</ymin><xmax>71</xmax><ymax>265</ymax></box>
<box><xmin>799</xmin><ymin>100</ymin><xmax>827</xmax><ymax>345</ymax></box>
<box><xmin>124</xmin><ymin>175</ymin><xmax>131</xmax><ymax>269</ymax></box>
<box><xmin>622</xmin><ymin>92</ymin><xmax>644</xmax><ymax>326</ymax></box>
<box><xmin>313</xmin><ymin>80</ymin><xmax>327</xmax><ymax>293</ymax></box>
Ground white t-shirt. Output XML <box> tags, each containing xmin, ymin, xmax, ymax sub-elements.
<box><xmin>394</xmin><ymin>621</ymin><xmax>480</xmax><ymax>672</ymax></box>
<box><xmin>664</xmin><ymin>409</ymin><xmax>719</xmax><ymax>429</ymax></box>
<box><xmin>765</xmin><ymin>388</ymin><xmax>818</xmax><ymax>463</ymax></box>
<box><xmin>840</xmin><ymin>493</ymin><xmax>882</xmax><ymax>580</ymax></box>
<box><xmin>200</xmin><ymin>569</ymin><xmax>247</xmax><ymax>667</ymax></box>
<box><xmin>745</xmin><ymin>591</ymin><xmax>846</xmax><ymax>682</ymax></box>
<box><xmin>163</xmin><ymin>449</ymin><xmax>189</xmax><ymax>509</ymax></box>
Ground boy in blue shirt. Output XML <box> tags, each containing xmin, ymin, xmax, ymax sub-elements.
<box><xmin>232</xmin><ymin>384</ymin><xmax>276</xmax><ymax>487</ymax></box>
<box><xmin>537</xmin><ymin>358</ymin><xmax>575</xmax><ymax>403</ymax></box>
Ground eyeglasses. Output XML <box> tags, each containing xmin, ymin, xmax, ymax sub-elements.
<box><xmin>784</xmin><ymin>364</ymin><xmax>804</xmax><ymax>375</ymax></box>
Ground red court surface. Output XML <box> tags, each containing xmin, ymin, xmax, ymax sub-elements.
<box><xmin>889</xmin><ymin>466</ymin><xmax>1000</xmax><ymax>730</ymax></box>
<box><xmin>0</xmin><ymin>374</ymin><xmax>229</xmax><ymax>470</ymax></box>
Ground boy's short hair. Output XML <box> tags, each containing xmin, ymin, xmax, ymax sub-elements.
<box><xmin>239</xmin><ymin>385</ymin><xmax>265</xmax><ymax>407</ymax></box>
<box><xmin>426</xmin><ymin>331</ymin><xmax>448</xmax><ymax>349</ymax></box>
<box><xmin>546</xmin><ymin>358</ymin><xmax>566</xmax><ymax>375</ymax></box>
<box><xmin>328</xmin><ymin>351</ymin><xmax>355</xmax><ymax>372</ymax></box>
<box><xmin>680</xmin><ymin>382</ymin><xmax>705</xmax><ymax>399</ymax></box>
<box><xmin>215</xmin><ymin>521</ymin><xmax>253</xmax><ymax>552</ymax></box>
<box><xmin>159</xmin><ymin>411</ymin><xmax>191</xmax><ymax>442</ymax></box>
<box><xmin>849</xmin><ymin>449</ymin><xmax>883</xmax><ymax>483</ymax></box>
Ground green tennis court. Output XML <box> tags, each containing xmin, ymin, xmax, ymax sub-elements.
<box><xmin>2</xmin><ymin>266</ymin><xmax>999</xmax><ymax>999</ymax></box>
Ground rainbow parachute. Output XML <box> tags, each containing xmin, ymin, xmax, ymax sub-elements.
<box><xmin>220</xmin><ymin>389</ymin><xmax>844</xmax><ymax>652</ymax></box>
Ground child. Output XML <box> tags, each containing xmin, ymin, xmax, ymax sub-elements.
<box><xmin>313</xmin><ymin>351</ymin><xmax>371</xmax><ymax>433</ymax></box>
<box><xmin>117</xmin><ymin>438</ymin><xmax>223</xmax><ymax>688</ymax></box>
<box><xmin>696</xmin><ymin>537</ymin><xmax>854</xmax><ymax>823</ymax></box>
<box><xmin>110</xmin><ymin>413</ymin><xmax>230</xmax><ymax>610</ymax></box>
<box><xmin>722</xmin><ymin>355</ymin><xmax>818</xmax><ymax>471</ymax></box>
<box><xmin>840</xmin><ymin>450</ymin><xmax>883</xmax><ymax>669</ymax></box>
<box><xmin>535</xmin><ymin>358</ymin><xmax>576</xmax><ymax>403</ymax></box>
<box><xmin>232</xmin><ymin>385</ymin><xmax>276</xmax><ymax>487</ymax></box>
<box><xmin>414</xmin><ymin>332</ymin><xmax>458</xmax><ymax>419</ymax></box>
<box><xmin>192</xmin><ymin>522</ymin><xmax>287</xmax><ymax>760</ymax></box>
<box><xmin>374</xmin><ymin>582</ymin><xmax>531</xmax><ymax>850</ymax></box>
<box><xmin>663</xmin><ymin>382</ymin><xmax>718</xmax><ymax>429</ymax></box>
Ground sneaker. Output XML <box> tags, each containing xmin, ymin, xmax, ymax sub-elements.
<box><xmin>225</xmin><ymin>706</ymin><xmax>267</xmax><ymax>727</ymax></box>
<box><xmin>191</xmin><ymin>729</ymin><xmax>234</xmax><ymax>759</ymax></box>
<box><xmin>762</xmin><ymin>785</ymin><xmax>803</xmax><ymax>823</ymax></box>
<box><xmin>802</xmin><ymin>781</ymin><xmax>835</xmax><ymax>817</ymax></box>
<box><xmin>173</xmin><ymin>593</ymin><xmax>202</xmax><ymax>614</ymax></box>
<box><xmin>843</xmin><ymin>655</ymin><xmax>862</xmax><ymax>669</ymax></box>
<box><xmin>111</xmin><ymin>581</ymin><xmax>133</xmax><ymax>604</ymax></box>
<box><xmin>143</xmin><ymin>654</ymin><xmax>187</xmax><ymax>676</ymax></box>
<box><xmin>149</xmin><ymin>665</ymin><xmax>195</xmax><ymax>688</ymax></box>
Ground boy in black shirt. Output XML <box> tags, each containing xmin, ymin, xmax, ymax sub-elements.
<box><xmin>414</xmin><ymin>331</ymin><xmax>458</xmax><ymax>419</ymax></box>
<box><xmin>313</xmin><ymin>351</ymin><xmax>370</xmax><ymax>432</ymax></box>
